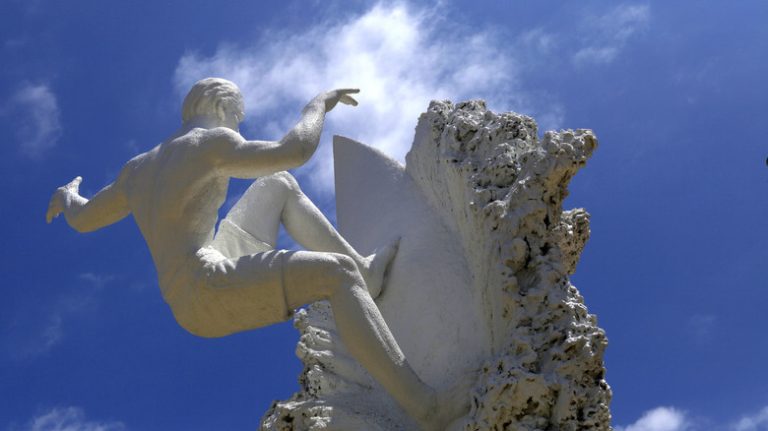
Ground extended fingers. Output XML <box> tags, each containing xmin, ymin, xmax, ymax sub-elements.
<box><xmin>334</xmin><ymin>89</ymin><xmax>359</xmax><ymax>106</ymax></box>
<box><xmin>47</xmin><ymin>176</ymin><xmax>80</xmax><ymax>223</ymax></box>
<box><xmin>46</xmin><ymin>195</ymin><xmax>61</xmax><ymax>223</ymax></box>
<box><xmin>63</xmin><ymin>176</ymin><xmax>83</xmax><ymax>194</ymax></box>
<box><xmin>45</xmin><ymin>208</ymin><xmax>58</xmax><ymax>224</ymax></box>
<box><xmin>335</xmin><ymin>88</ymin><xmax>360</xmax><ymax>95</ymax></box>
<box><xmin>340</xmin><ymin>94</ymin><xmax>358</xmax><ymax>106</ymax></box>
<box><xmin>322</xmin><ymin>88</ymin><xmax>360</xmax><ymax>112</ymax></box>
<box><xmin>67</xmin><ymin>176</ymin><xmax>83</xmax><ymax>189</ymax></box>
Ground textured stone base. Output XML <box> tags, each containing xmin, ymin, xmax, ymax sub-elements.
<box><xmin>261</xmin><ymin>101</ymin><xmax>611</xmax><ymax>430</ymax></box>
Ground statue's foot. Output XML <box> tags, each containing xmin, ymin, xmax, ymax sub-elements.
<box><xmin>416</xmin><ymin>372</ymin><xmax>475</xmax><ymax>431</ymax></box>
<box><xmin>361</xmin><ymin>237</ymin><xmax>400</xmax><ymax>299</ymax></box>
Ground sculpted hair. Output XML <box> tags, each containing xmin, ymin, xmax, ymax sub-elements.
<box><xmin>181</xmin><ymin>78</ymin><xmax>245</xmax><ymax>124</ymax></box>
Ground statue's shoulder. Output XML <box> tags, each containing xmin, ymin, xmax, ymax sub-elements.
<box><xmin>125</xmin><ymin>144</ymin><xmax>158</xmax><ymax>168</ymax></box>
<box><xmin>192</xmin><ymin>128</ymin><xmax>245</xmax><ymax>164</ymax></box>
<box><xmin>202</xmin><ymin>126</ymin><xmax>243</xmax><ymax>144</ymax></box>
<box><xmin>115</xmin><ymin>149</ymin><xmax>154</xmax><ymax>190</ymax></box>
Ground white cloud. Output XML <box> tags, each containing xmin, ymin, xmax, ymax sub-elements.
<box><xmin>4</xmin><ymin>38</ymin><xmax>27</xmax><ymax>50</ymax></box>
<box><xmin>123</xmin><ymin>139</ymin><xmax>140</xmax><ymax>154</ymax></box>
<box><xmin>8</xmin><ymin>297</ymin><xmax>92</xmax><ymax>358</ymax></box>
<box><xmin>519</xmin><ymin>28</ymin><xmax>556</xmax><ymax>54</ymax></box>
<box><xmin>617</xmin><ymin>405</ymin><xmax>768</xmax><ymax>431</ymax></box>
<box><xmin>617</xmin><ymin>407</ymin><xmax>689</xmax><ymax>431</ymax></box>
<box><xmin>17</xmin><ymin>406</ymin><xmax>125</xmax><ymax>431</ymax></box>
<box><xmin>6</xmin><ymin>307</ymin><xmax>68</xmax><ymax>359</ymax></box>
<box><xmin>5</xmin><ymin>278</ymin><xmax>106</xmax><ymax>358</ymax></box>
<box><xmin>5</xmin><ymin>83</ymin><xmax>62</xmax><ymax>158</ymax></box>
<box><xmin>78</xmin><ymin>272</ymin><xmax>116</xmax><ymax>290</ymax></box>
<box><xmin>573</xmin><ymin>46</ymin><xmax>621</xmax><ymax>66</ymax></box>
<box><xmin>686</xmin><ymin>314</ymin><xmax>716</xmax><ymax>343</ymax></box>
<box><xmin>40</xmin><ymin>313</ymin><xmax>64</xmax><ymax>351</ymax></box>
<box><xmin>735</xmin><ymin>406</ymin><xmax>768</xmax><ymax>431</ymax></box>
<box><xmin>573</xmin><ymin>4</ymin><xmax>650</xmax><ymax>66</ymax></box>
<box><xmin>173</xmin><ymin>2</ymin><xmax>560</xmax><ymax>195</ymax></box>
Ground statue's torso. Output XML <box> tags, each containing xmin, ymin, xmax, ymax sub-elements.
<box><xmin>123</xmin><ymin>128</ymin><xmax>229</xmax><ymax>293</ymax></box>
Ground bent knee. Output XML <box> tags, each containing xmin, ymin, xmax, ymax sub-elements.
<box><xmin>263</xmin><ymin>171</ymin><xmax>301</xmax><ymax>194</ymax></box>
<box><xmin>329</xmin><ymin>252</ymin><xmax>355</xmax><ymax>270</ymax></box>
<box><xmin>170</xmin><ymin>304</ymin><xmax>233</xmax><ymax>338</ymax></box>
<box><xmin>283</xmin><ymin>251</ymin><xmax>367</xmax><ymax>304</ymax></box>
<box><xmin>324</xmin><ymin>253</ymin><xmax>365</xmax><ymax>293</ymax></box>
<box><xmin>180</xmin><ymin>321</ymin><xmax>232</xmax><ymax>338</ymax></box>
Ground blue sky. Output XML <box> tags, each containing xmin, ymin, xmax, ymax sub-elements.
<box><xmin>1</xmin><ymin>1</ymin><xmax>766</xmax><ymax>430</ymax></box>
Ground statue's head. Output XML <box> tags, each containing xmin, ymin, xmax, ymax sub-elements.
<box><xmin>182</xmin><ymin>78</ymin><xmax>245</xmax><ymax>127</ymax></box>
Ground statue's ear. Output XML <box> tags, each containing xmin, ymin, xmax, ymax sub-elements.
<box><xmin>217</xmin><ymin>105</ymin><xmax>227</xmax><ymax>122</ymax></box>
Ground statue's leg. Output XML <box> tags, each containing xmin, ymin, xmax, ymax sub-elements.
<box><xmin>221</xmin><ymin>172</ymin><xmax>358</xmax><ymax>255</ymax></box>
<box><xmin>281</xmin><ymin>250</ymin><xmax>439</xmax><ymax>428</ymax></box>
<box><xmin>218</xmin><ymin>174</ymin><xmax>289</xmax><ymax>248</ymax></box>
<box><xmin>177</xmin><ymin>250</ymin><xmax>291</xmax><ymax>338</ymax></box>
<box><xmin>225</xmin><ymin>172</ymin><xmax>394</xmax><ymax>298</ymax></box>
<box><xmin>211</xmin><ymin>175</ymin><xmax>468</xmax><ymax>428</ymax></box>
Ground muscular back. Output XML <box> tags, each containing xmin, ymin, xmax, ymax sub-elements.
<box><xmin>49</xmin><ymin>91</ymin><xmax>335</xmax><ymax>288</ymax></box>
<box><xmin>124</xmin><ymin>127</ymin><xmax>230</xmax><ymax>284</ymax></box>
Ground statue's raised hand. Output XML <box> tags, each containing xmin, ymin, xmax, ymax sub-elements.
<box><xmin>46</xmin><ymin>176</ymin><xmax>82</xmax><ymax>223</ymax></box>
<box><xmin>323</xmin><ymin>88</ymin><xmax>359</xmax><ymax>112</ymax></box>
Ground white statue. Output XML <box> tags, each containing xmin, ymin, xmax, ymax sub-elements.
<box><xmin>46</xmin><ymin>78</ymin><xmax>468</xmax><ymax>430</ymax></box>
<box><xmin>261</xmin><ymin>101</ymin><xmax>611</xmax><ymax>430</ymax></box>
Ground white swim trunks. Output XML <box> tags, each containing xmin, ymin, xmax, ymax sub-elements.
<box><xmin>166</xmin><ymin>218</ymin><xmax>292</xmax><ymax>338</ymax></box>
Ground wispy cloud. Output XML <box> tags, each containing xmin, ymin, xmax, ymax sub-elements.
<box><xmin>12</xmin><ymin>406</ymin><xmax>126</xmax><ymax>431</ymax></box>
<box><xmin>573</xmin><ymin>4</ymin><xmax>650</xmax><ymax>66</ymax></box>
<box><xmin>519</xmin><ymin>28</ymin><xmax>557</xmax><ymax>54</ymax></box>
<box><xmin>173</xmin><ymin>2</ymin><xmax>561</xmax><ymax>194</ymax></box>
<box><xmin>617</xmin><ymin>406</ymin><xmax>689</xmax><ymax>431</ymax></box>
<box><xmin>3</xmin><ymin>83</ymin><xmax>63</xmax><ymax>158</ymax></box>
<box><xmin>5</xmin><ymin>272</ymin><xmax>116</xmax><ymax>358</ymax></box>
<box><xmin>686</xmin><ymin>314</ymin><xmax>716</xmax><ymax>344</ymax></box>
<box><xmin>735</xmin><ymin>406</ymin><xmax>768</xmax><ymax>431</ymax></box>
<box><xmin>123</xmin><ymin>139</ymin><xmax>140</xmax><ymax>155</ymax></box>
<box><xmin>35</xmin><ymin>313</ymin><xmax>64</xmax><ymax>356</ymax></box>
<box><xmin>6</xmin><ymin>294</ymin><xmax>94</xmax><ymax>359</ymax></box>
<box><xmin>618</xmin><ymin>405</ymin><xmax>768</xmax><ymax>431</ymax></box>
<box><xmin>78</xmin><ymin>272</ymin><xmax>116</xmax><ymax>290</ymax></box>
<box><xmin>4</xmin><ymin>38</ymin><xmax>27</xmax><ymax>50</ymax></box>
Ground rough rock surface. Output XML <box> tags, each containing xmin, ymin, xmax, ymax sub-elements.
<box><xmin>260</xmin><ymin>100</ymin><xmax>611</xmax><ymax>430</ymax></box>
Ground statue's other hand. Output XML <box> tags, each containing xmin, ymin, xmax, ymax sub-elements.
<box><xmin>46</xmin><ymin>176</ymin><xmax>82</xmax><ymax>223</ymax></box>
<box><xmin>324</xmin><ymin>88</ymin><xmax>359</xmax><ymax>112</ymax></box>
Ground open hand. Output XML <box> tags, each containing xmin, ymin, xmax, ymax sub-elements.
<box><xmin>323</xmin><ymin>88</ymin><xmax>359</xmax><ymax>112</ymax></box>
<box><xmin>46</xmin><ymin>176</ymin><xmax>82</xmax><ymax>223</ymax></box>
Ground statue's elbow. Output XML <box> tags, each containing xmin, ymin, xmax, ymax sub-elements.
<box><xmin>296</xmin><ymin>145</ymin><xmax>314</xmax><ymax>166</ymax></box>
<box><xmin>173</xmin><ymin>312</ymin><xmax>232</xmax><ymax>339</ymax></box>
<box><xmin>279</xmin><ymin>143</ymin><xmax>313</xmax><ymax>169</ymax></box>
<box><xmin>280</xmin><ymin>131</ymin><xmax>319</xmax><ymax>167</ymax></box>
<box><xmin>67</xmin><ymin>217</ymin><xmax>93</xmax><ymax>233</ymax></box>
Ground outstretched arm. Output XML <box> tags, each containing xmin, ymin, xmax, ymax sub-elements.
<box><xmin>46</xmin><ymin>173</ymin><xmax>130</xmax><ymax>233</ymax></box>
<box><xmin>214</xmin><ymin>89</ymin><xmax>359</xmax><ymax>178</ymax></box>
